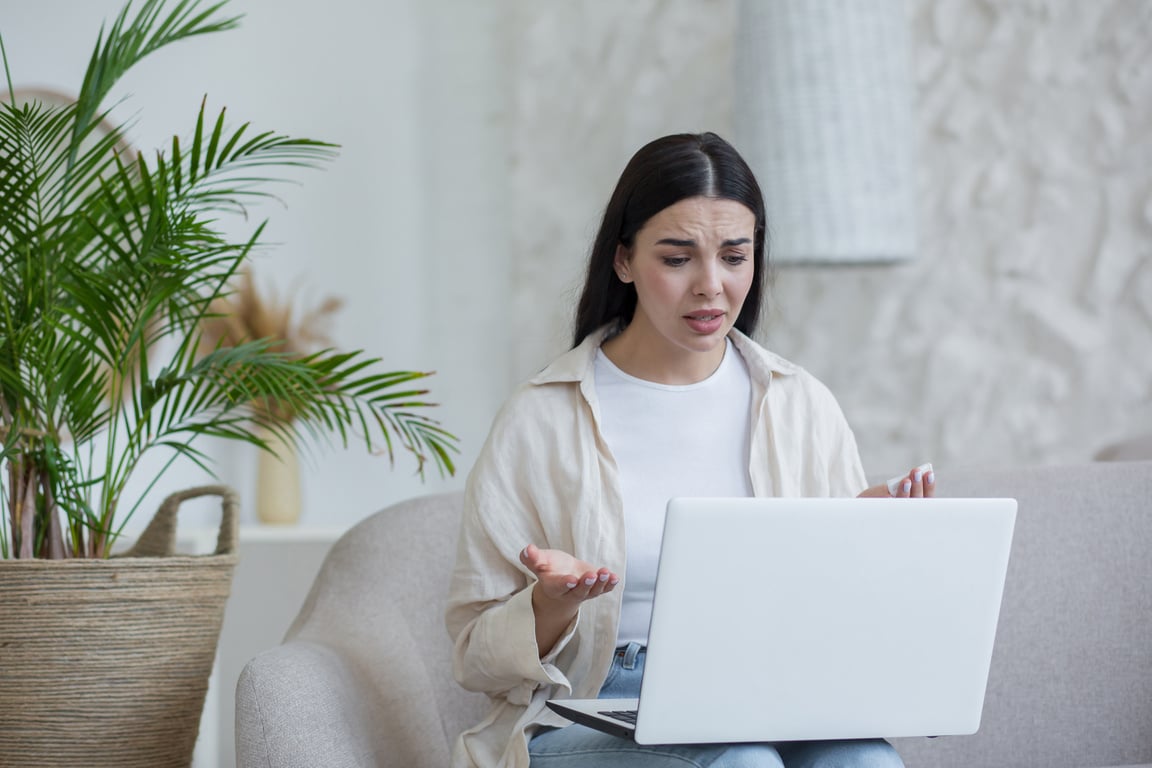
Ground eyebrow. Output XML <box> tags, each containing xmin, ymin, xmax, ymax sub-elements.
<box><xmin>654</xmin><ymin>237</ymin><xmax>752</xmax><ymax>247</ymax></box>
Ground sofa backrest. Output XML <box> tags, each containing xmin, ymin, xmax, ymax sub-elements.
<box><xmin>288</xmin><ymin>462</ymin><xmax>1152</xmax><ymax>768</ymax></box>
<box><xmin>891</xmin><ymin>460</ymin><xmax>1152</xmax><ymax>767</ymax></box>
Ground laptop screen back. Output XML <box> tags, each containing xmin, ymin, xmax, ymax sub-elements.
<box><xmin>634</xmin><ymin>497</ymin><xmax>1016</xmax><ymax>745</ymax></box>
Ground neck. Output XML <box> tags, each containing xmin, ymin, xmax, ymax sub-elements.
<box><xmin>601</xmin><ymin>326</ymin><xmax>727</xmax><ymax>385</ymax></box>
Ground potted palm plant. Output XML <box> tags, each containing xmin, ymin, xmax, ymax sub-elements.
<box><xmin>0</xmin><ymin>1</ymin><xmax>457</xmax><ymax>764</ymax></box>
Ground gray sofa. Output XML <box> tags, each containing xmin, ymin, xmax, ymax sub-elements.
<box><xmin>236</xmin><ymin>460</ymin><xmax>1152</xmax><ymax>768</ymax></box>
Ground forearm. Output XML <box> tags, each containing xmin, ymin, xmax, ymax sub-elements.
<box><xmin>449</xmin><ymin>584</ymin><xmax>574</xmax><ymax>695</ymax></box>
<box><xmin>532</xmin><ymin>582</ymin><xmax>580</xmax><ymax>657</ymax></box>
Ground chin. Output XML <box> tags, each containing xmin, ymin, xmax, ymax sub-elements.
<box><xmin>680</xmin><ymin>331</ymin><xmax>729</xmax><ymax>353</ymax></box>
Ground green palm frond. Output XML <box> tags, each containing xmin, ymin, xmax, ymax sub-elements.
<box><xmin>70</xmin><ymin>0</ymin><xmax>241</xmax><ymax>172</ymax></box>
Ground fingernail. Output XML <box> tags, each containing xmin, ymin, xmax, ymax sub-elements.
<box><xmin>609</xmin><ymin>577</ymin><xmax>620</xmax><ymax>586</ymax></box>
<box><xmin>902</xmin><ymin>479</ymin><xmax>912</xmax><ymax>494</ymax></box>
<box><xmin>599</xmin><ymin>573</ymin><xmax>609</xmax><ymax>582</ymax></box>
<box><xmin>912</xmin><ymin>469</ymin><xmax>922</xmax><ymax>483</ymax></box>
<box><xmin>565</xmin><ymin>582</ymin><xmax>577</xmax><ymax>589</ymax></box>
<box><xmin>584</xmin><ymin>576</ymin><xmax>596</xmax><ymax>586</ymax></box>
<box><xmin>926</xmin><ymin>471</ymin><xmax>935</xmax><ymax>485</ymax></box>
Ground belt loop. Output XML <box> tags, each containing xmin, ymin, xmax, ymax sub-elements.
<box><xmin>622</xmin><ymin>641</ymin><xmax>643</xmax><ymax>670</ymax></box>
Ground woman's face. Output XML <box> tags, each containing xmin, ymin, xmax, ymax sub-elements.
<box><xmin>613</xmin><ymin>196</ymin><xmax>756</xmax><ymax>367</ymax></box>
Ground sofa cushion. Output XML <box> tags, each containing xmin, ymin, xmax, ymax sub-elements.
<box><xmin>891</xmin><ymin>461</ymin><xmax>1152</xmax><ymax>768</ymax></box>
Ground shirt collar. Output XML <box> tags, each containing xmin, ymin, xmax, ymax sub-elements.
<box><xmin>529</xmin><ymin>325</ymin><xmax>798</xmax><ymax>386</ymax></box>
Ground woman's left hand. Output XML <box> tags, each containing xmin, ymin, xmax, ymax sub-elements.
<box><xmin>857</xmin><ymin>465</ymin><xmax>936</xmax><ymax>498</ymax></box>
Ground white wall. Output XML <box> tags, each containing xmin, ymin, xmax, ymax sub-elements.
<box><xmin>4</xmin><ymin>0</ymin><xmax>1150</xmax><ymax>532</ymax></box>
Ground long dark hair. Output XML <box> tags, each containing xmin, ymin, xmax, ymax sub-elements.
<box><xmin>572</xmin><ymin>132</ymin><xmax>768</xmax><ymax>348</ymax></box>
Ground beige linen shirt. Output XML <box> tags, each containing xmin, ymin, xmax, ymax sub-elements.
<box><xmin>445</xmin><ymin>328</ymin><xmax>868</xmax><ymax>768</ymax></box>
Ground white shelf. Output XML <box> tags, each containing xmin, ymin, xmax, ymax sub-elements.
<box><xmin>238</xmin><ymin>524</ymin><xmax>351</xmax><ymax>542</ymax></box>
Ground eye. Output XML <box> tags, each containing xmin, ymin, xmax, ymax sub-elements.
<box><xmin>662</xmin><ymin>256</ymin><xmax>689</xmax><ymax>267</ymax></box>
<box><xmin>723</xmin><ymin>252</ymin><xmax>749</xmax><ymax>265</ymax></box>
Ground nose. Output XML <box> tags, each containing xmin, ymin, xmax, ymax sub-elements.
<box><xmin>692</xmin><ymin>260</ymin><xmax>722</xmax><ymax>297</ymax></box>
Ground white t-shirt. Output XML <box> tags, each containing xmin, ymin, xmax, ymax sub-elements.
<box><xmin>593</xmin><ymin>339</ymin><xmax>754</xmax><ymax>646</ymax></box>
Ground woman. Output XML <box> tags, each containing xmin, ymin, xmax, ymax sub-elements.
<box><xmin>446</xmin><ymin>132</ymin><xmax>934</xmax><ymax>768</ymax></box>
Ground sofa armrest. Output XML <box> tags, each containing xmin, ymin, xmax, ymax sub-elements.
<box><xmin>236</xmin><ymin>640</ymin><xmax>379</xmax><ymax>768</ymax></box>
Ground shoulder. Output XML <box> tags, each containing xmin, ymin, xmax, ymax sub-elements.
<box><xmin>527</xmin><ymin>328</ymin><xmax>604</xmax><ymax>386</ymax></box>
<box><xmin>464</xmin><ymin>352</ymin><xmax>593</xmax><ymax>541</ymax></box>
<box><xmin>729</xmin><ymin>331</ymin><xmax>801</xmax><ymax>378</ymax></box>
<box><xmin>481</xmin><ymin>328</ymin><xmax>605</xmax><ymax>438</ymax></box>
<box><xmin>730</xmin><ymin>333</ymin><xmax>831</xmax><ymax>393</ymax></box>
<box><xmin>488</xmin><ymin>377</ymin><xmax>580</xmax><ymax>440</ymax></box>
<box><xmin>731</xmin><ymin>333</ymin><xmax>848</xmax><ymax>417</ymax></box>
<box><xmin>477</xmin><ymin>338</ymin><xmax>599</xmax><ymax>459</ymax></box>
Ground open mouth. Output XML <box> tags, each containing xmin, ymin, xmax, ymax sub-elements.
<box><xmin>683</xmin><ymin>312</ymin><xmax>726</xmax><ymax>333</ymax></box>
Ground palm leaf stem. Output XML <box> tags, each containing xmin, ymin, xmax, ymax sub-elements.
<box><xmin>0</xmin><ymin>32</ymin><xmax>14</xmax><ymax>105</ymax></box>
<box><xmin>18</xmin><ymin>461</ymin><xmax>35</xmax><ymax>558</ymax></box>
<box><xmin>40</xmin><ymin>472</ymin><xmax>65</xmax><ymax>558</ymax></box>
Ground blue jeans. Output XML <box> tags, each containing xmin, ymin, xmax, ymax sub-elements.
<box><xmin>529</xmin><ymin>643</ymin><xmax>905</xmax><ymax>768</ymax></box>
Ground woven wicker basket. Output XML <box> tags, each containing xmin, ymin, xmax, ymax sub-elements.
<box><xmin>0</xmin><ymin>485</ymin><xmax>239</xmax><ymax>767</ymax></box>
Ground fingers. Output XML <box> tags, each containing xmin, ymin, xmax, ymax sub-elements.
<box><xmin>889</xmin><ymin>463</ymin><xmax>936</xmax><ymax>498</ymax></box>
<box><xmin>520</xmin><ymin>545</ymin><xmax>620</xmax><ymax>602</ymax></box>
<box><xmin>519</xmin><ymin>543</ymin><xmax>543</xmax><ymax>572</ymax></box>
<box><xmin>909</xmin><ymin>465</ymin><xmax>925</xmax><ymax>498</ymax></box>
<box><xmin>558</xmin><ymin>567</ymin><xmax>620</xmax><ymax>600</ymax></box>
<box><xmin>543</xmin><ymin>570</ymin><xmax>618</xmax><ymax>602</ymax></box>
<box><xmin>895</xmin><ymin>465</ymin><xmax>936</xmax><ymax>498</ymax></box>
<box><xmin>893</xmin><ymin>476</ymin><xmax>913</xmax><ymax>498</ymax></box>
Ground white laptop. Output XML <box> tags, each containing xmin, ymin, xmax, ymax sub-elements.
<box><xmin>546</xmin><ymin>496</ymin><xmax>1016</xmax><ymax>745</ymax></box>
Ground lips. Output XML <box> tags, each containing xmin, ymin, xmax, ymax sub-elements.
<box><xmin>683</xmin><ymin>310</ymin><xmax>726</xmax><ymax>334</ymax></box>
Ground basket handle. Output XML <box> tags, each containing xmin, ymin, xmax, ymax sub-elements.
<box><xmin>125</xmin><ymin>485</ymin><xmax>240</xmax><ymax>557</ymax></box>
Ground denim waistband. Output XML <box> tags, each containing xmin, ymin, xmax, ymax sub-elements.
<box><xmin>614</xmin><ymin>641</ymin><xmax>645</xmax><ymax>670</ymax></box>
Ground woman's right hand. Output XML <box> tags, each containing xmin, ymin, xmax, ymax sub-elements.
<box><xmin>520</xmin><ymin>543</ymin><xmax>619</xmax><ymax>602</ymax></box>
<box><xmin>520</xmin><ymin>543</ymin><xmax>619</xmax><ymax>656</ymax></box>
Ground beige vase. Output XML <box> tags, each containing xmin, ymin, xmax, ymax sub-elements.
<box><xmin>256</xmin><ymin>427</ymin><xmax>301</xmax><ymax>525</ymax></box>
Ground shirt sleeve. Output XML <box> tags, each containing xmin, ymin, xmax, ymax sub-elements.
<box><xmin>795</xmin><ymin>368</ymin><xmax>869</xmax><ymax>497</ymax></box>
<box><xmin>444</xmin><ymin>391</ymin><xmax>579</xmax><ymax>700</ymax></box>
<box><xmin>825</xmin><ymin>405</ymin><xmax>869</xmax><ymax>497</ymax></box>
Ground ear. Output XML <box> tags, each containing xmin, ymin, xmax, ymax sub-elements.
<box><xmin>613</xmin><ymin>244</ymin><xmax>634</xmax><ymax>283</ymax></box>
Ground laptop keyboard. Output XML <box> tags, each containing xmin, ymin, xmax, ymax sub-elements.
<box><xmin>598</xmin><ymin>709</ymin><xmax>638</xmax><ymax>725</ymax></box>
